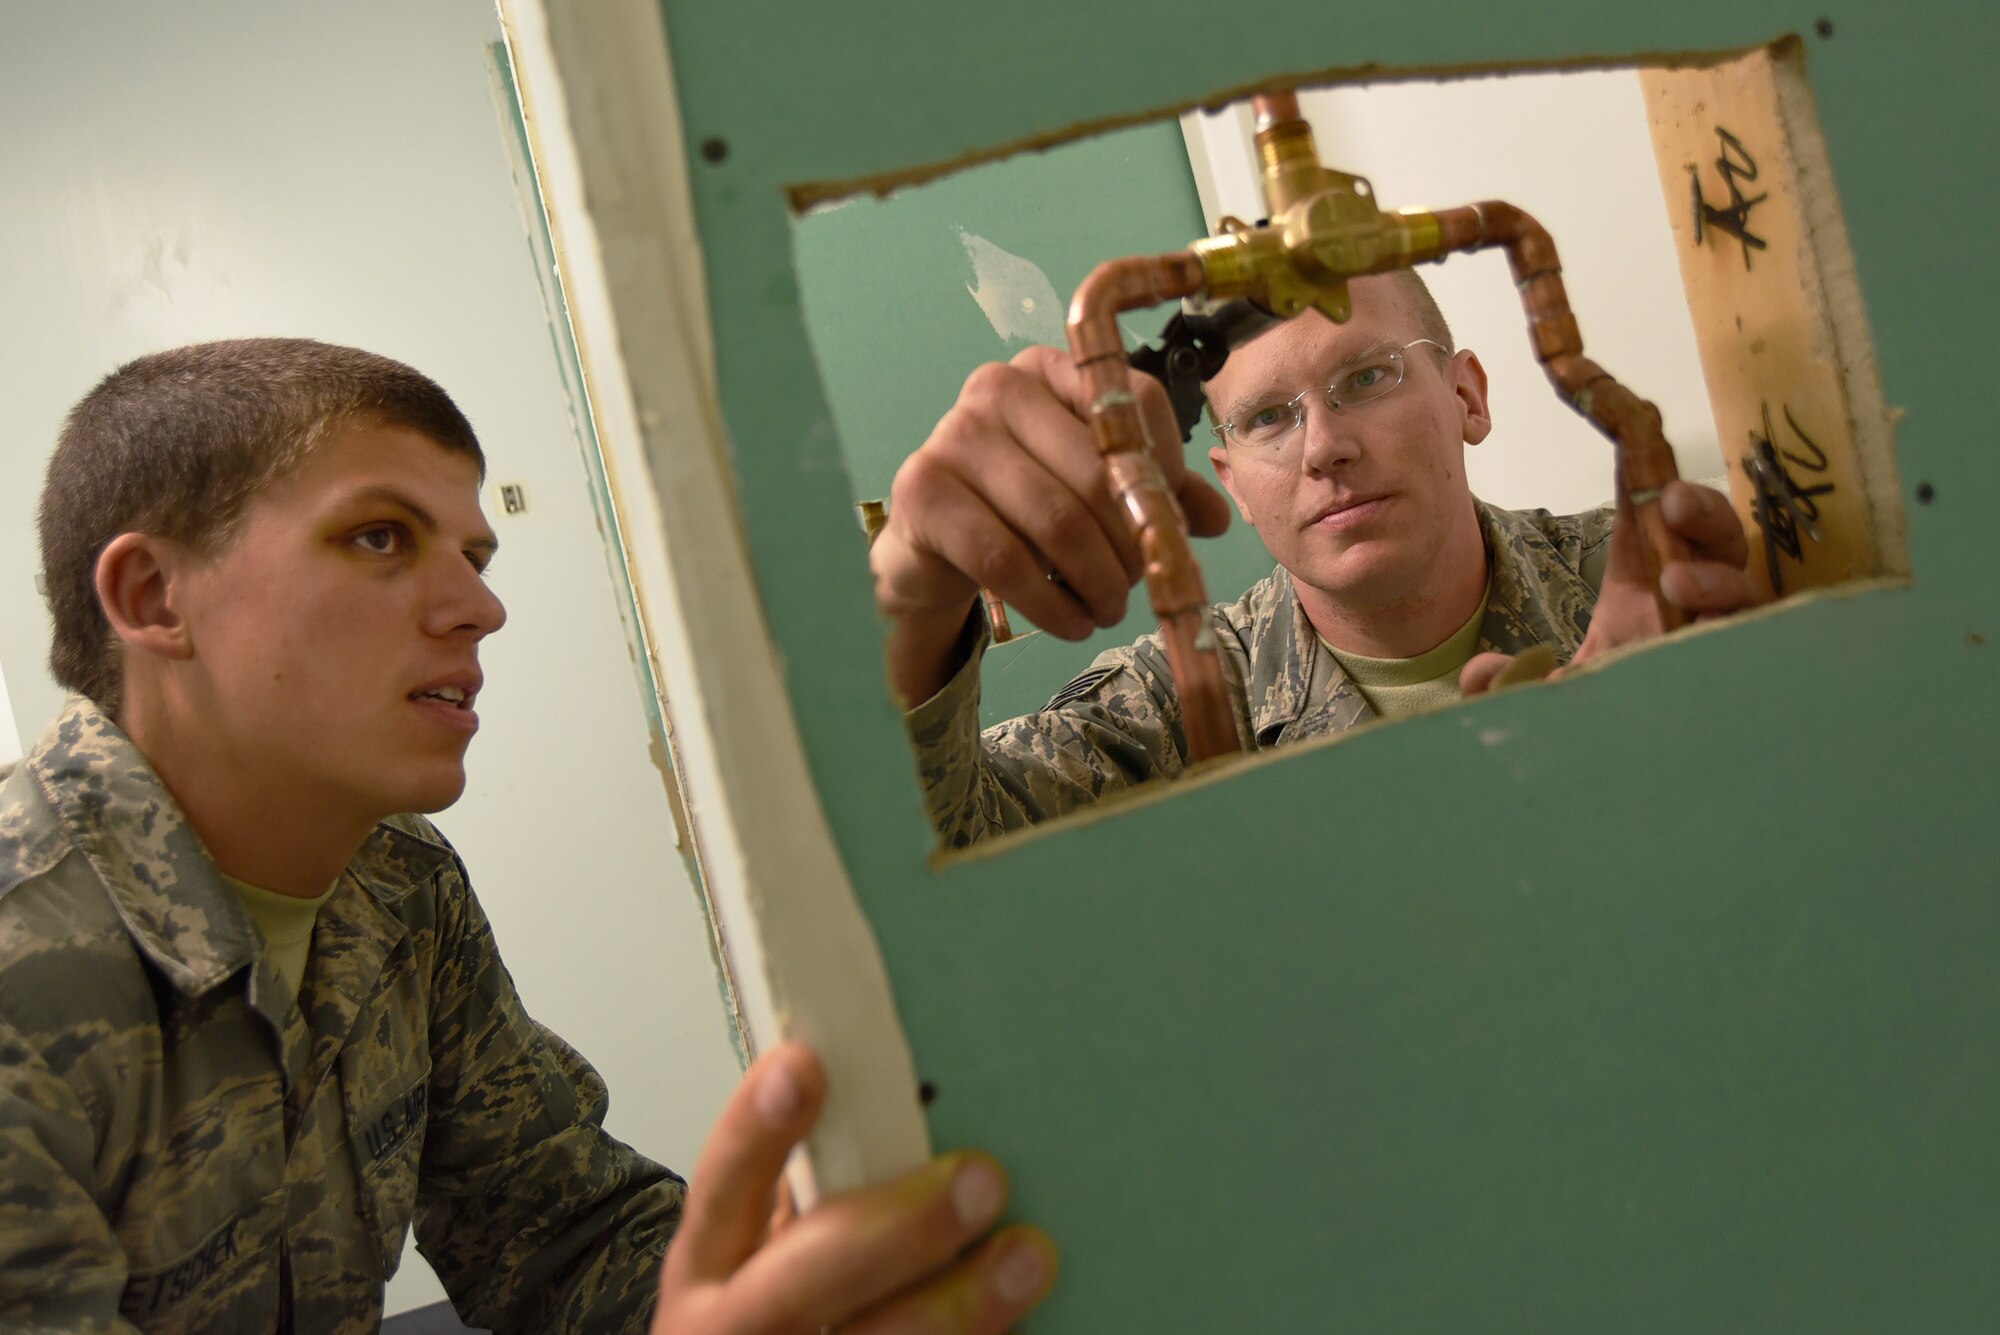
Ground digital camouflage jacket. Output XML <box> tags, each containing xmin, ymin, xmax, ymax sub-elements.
<box><xmin>909</xmin><ymin>500</ymin><xmax>1613</xmax><ymax>847</ymax></box>
<box><xmin>0</xmin><ymin>698</ymin><xmax>682</xmax><ymax>1333</ymax></box>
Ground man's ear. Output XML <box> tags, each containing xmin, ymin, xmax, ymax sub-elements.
<box><xmin>1452</xmin><ymin>349</ymin><xmax>1493</xmax><ymax>446</ymax></box>
<box><xmin>1208</xmin><ymin>444</ymin><xmax>1256</xmax><ymax>524</ymax></box>
<box><xmin>94</xmin><ymin>533</ymin><xmax>195</xmax><ymax>663</ymax></box>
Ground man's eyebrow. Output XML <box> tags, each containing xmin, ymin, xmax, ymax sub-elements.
<box><xmin>346</xmin><ymin>485</ymin><xmax>438</xmax><ymax>531</ymax></box>
<box><xmin>1335</xmin><ymin>336</ymin><xmax>1405</xmax><ymax>362</ymax></box>
<box><xmin>1218</xmin><ymin>383</ymin><xmax>1286</xmax><ymax>424</ymax></box>
<box><xmin>1218</xmin><ymin>336</ymin><xmax>1412</xmax><ymax>421</ymax></box>
<box><xmin>344</xmin><ymin>485</ymin><xmax>499</xmax><ymax>555</ymax></box>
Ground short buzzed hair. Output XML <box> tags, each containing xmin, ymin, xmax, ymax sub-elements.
<box><xmin>1391</xmin><ymin>267</ymin><xmax>1455</xmax><ymax>354</ymax></box>
<box><xmin>38</xmin><ymin>338</ymin><xmax>484</xmax><ymax>712</ymax></box>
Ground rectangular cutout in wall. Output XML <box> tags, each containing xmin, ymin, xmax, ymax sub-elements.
<box><xmin>792</xmin><ymin>36</ymin><xmax>1909</xmax><ymax>856</ymax></box>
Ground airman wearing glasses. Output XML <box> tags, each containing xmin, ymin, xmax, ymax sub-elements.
<box><xmin>869</xmin><ymin>271</ymin><xmax>1761</xmax><ymax>848</ymax></box>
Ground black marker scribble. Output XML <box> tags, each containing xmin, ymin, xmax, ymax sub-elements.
<box><xmin>1778</xmin><ymin>403</ymin><xmax>1829</xmax><ymax>472</ymax></box>
<box><xmin>1745</xmin><ymin>400</ymin><xmax>1834</xmax><ymax>594</ymax></box>
<box><xmin>1690</xmin><ymin>127</ymin><xmax>1769</xmax><ymax>270</ymax></box>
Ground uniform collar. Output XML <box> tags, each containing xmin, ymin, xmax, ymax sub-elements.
<box><xmin>1474</xmin><ymin>500</ymin><xmax>1596</xmax><ymax>661</ymax></box>
<box><xmin>1240</xmin><ymin>564</ymin><xmax>1319</xmax><ymax>744</ymax></box>
<box><xmin>1238</xmin><ymin>498</ymin><xmax>1597</xmax><ymax>742</ymax></box>
<box><xmin>23</xmin><ymin>696</ymin><xmax>448</xmax><ymax>999</ymax></box>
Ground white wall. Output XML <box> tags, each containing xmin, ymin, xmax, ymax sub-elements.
<box><xmin>0</xmin><ymin>1</ymin><xmax>741</xmax><ymax>1317</ymax></box>
<box><xmin>0</xmin><ymin>660</ymin><xmax>20</xmax><ymax>768</ymax></box>
<box><xmin>1182</xmin><ymin>69</ymin><xmax>1723</xmax><ymax>516</ymax></box>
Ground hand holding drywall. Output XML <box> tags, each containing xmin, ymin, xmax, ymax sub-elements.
<box><xmin>872</xmin><ymin>345</ymin><xmax>1233</xmax><ymax>708</ymax></box>
<box><xmin>1460</xmin><ymin>478</ymin><xmax>1762</xmax><ymax>695</ymax></box>
<box><xmin>652</xmin><ymin>1043</ymin><xmax>1056</xmax><ymax>1335</ymax></box>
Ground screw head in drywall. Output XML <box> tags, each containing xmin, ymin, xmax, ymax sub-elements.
<box><xmin>701</xmin><ymin>137</ymin><xmax>729</xmax><ymax>164</ymax></box>
<box><xmin>1815</xmin><ymin>17</ymin><xmax>1834</xmax><ymax>37</ymax></box>
<box><xmin>1916</xmin><ymin>481</ymin><xmax>1935</xmax><ymax>504</ymax></box>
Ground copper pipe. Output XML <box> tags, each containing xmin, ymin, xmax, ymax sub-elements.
<box><xmin>1230</xmin><ymin>94</ymin><xmax>1688</xmax><ymax>631</ymax></box>
<box><xmin>981</xmin><ymin>588</ymin><xmax>1016</xmax><ymax>644</ymax></box>
<box><xmin>1249</xmin><ymin>91</ymin><xmax>1332</xmax><ymax>218</ymax></box>
<box><xmin>1252</xmin><ymin>90</ymin><xmax>1302</xmax><ymax>130</ymax></box>
<box><xmin>1422</xmin><ymin>201</ymin><xmax>1690</xmax><ymax>632</ymax></box>
<box><xmin>1048</xmin><ymin>97</ymin><xmax>1681</xmax><ymax>759</ymax></box>
<box><xmin>1068</xmin><ymin>254</ymin><xmax>1243</xmax><ymax>763</ymax></box>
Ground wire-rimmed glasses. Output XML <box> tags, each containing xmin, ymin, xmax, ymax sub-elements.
<box><xmin>1210</xmin><ymin>338</ymin><xmax>1449</xmax><ymax>452</ymax></box>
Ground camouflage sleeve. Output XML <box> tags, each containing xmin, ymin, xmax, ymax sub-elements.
<box><xmin>0</xmin><ymin>1016</ymin><xmax>143</xmax><ymax>1332</ymax></box>
<box><xmin>1576</xmin><ymin>501</ymin><xmax>1617</xmax><ymax>594</ymax></box>
<box><xmin>907</xmin><ymin>625</ymin><xmax>1191</xmax><ymax>849</ymax></box>
<box><xmin>412</xmin><ymin>850</ymin><xmax>684</xmax><ymax>1335</ymax></box>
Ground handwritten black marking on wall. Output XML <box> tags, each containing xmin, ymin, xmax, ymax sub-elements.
<box><xmin>1744</xmin><ymin>401</ymin><xmax>1835</xmax><ymax>595</ymax></box>
<box><xmin>1689</xmin><ymin>127</ymin><xmax>1769</xmax><ymax>270</ymax></box>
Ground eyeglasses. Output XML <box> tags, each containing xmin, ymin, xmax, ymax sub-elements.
<box><xmin>1211</xmin><ymin>338</ymin><xmax>1449</xmax><ymax>452</ymax></box>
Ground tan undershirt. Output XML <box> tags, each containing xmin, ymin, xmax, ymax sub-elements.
<box><xmin>1319</xmin><ymin>580</ymin><xmax>1491</xmax><ymax>721</ymax></box>
<box><xmin>225</xmin><ymin>875</ymin><xmax>337</xmax><ymax>1003</ymax></box>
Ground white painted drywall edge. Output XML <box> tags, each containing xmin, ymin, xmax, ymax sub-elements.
<box><xmin>496</xmin><ymin>0</ymin><xmax>929</xmax><ymax>1199</ymax></box>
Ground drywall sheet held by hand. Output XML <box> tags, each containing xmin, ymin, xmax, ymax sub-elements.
<box><xmin>534</xmin><ymin>0</ymin><xmax>1999</xmax><ymax>1328</ymax></box>
<box><xmin>497</xmin><ymin>0</ymin><xmax>928</xmax><ymax>1201</ymax></box>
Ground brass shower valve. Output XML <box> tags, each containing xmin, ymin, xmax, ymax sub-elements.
<box><xmin>1189</xmin><ymin>182</ymin><xmax>1447</xmax><ymax>325</ymax></box>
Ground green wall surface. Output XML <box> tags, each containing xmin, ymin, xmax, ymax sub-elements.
<box><xmin>661</xmin><ymin>3</ymin><xmax>1997</xmax><ymax>1328</ymax></box>
<box><xmin>793</xmin><ymin>120</ymin><xmax>1278</xmax><ymax>724</ymax></box>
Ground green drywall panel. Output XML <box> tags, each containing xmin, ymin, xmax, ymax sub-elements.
<box><xmin>660</xmin><ymin>3</ymin><xmax>1998</xmax><ymax>1329</ymax></box>
<box><xmin>793</xmin><ymin>121</ymin><xmax>1277</xmax><ymax>724</ymax></box>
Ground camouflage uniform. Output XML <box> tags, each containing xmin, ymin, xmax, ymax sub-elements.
<box><xmin>911</xmin><ymin>500</ymin><xmax>1613</xmax><ymax>847</ymax></box>
<box><xmin>0</xmin><ymin>698</ymin><xmax>683</xmax><ymax>1333</ymax></box>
